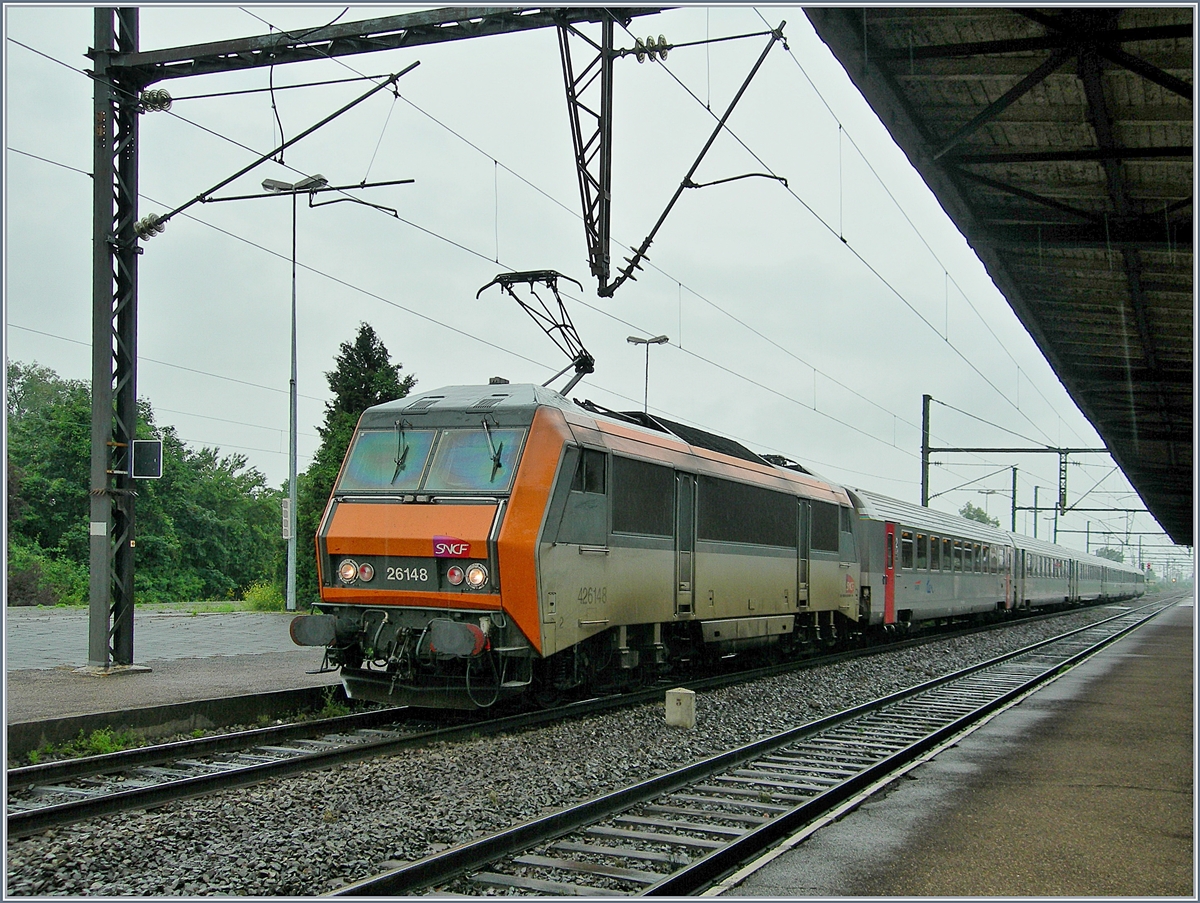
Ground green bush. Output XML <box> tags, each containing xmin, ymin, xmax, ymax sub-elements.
<box><xmin>6</xmin><ymin>538</ymin><xmax>86</xmax><ymax>606</ymax></box>
<box><xmin>243</xmin><ymin>580</ymin><xmax>285</xmax><ymax>611</ymax></box>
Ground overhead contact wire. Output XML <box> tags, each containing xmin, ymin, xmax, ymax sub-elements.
<box><xmin>11</xmin><ymin>26</ymin><xmax>1039</xmax><ymax>491</ymax></box>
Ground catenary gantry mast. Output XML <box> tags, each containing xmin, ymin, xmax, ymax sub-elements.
<box><xmin>86</xmin><ymin>7</ymin><xmax>664</xmax><ymax>667</ymax></box>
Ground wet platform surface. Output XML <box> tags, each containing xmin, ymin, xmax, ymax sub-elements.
<box><xmin>5</xmin><ymin>608</ymin><xmax>336</xmax><ymax>725</ymax></box>
<box><xmin>724</xmin><ymin>597</ymin><xmax>1194</xmax><ymax>897</ymax></box>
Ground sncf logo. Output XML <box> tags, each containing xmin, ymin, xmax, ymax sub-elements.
<box><xmin>433</xmin><ymin>535</ymin><xmax>471</xmax><ymax>558</ymax></box>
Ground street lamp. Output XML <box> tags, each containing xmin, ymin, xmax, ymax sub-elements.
<box><xmin>263</xmin><ymin>174</ymin><xmax>328</xmax><ymax>613</ymax></box>
<box><xmin>977</xmin><ymin>488</ymin><xmax>1002</xmax><ymax>518</ymax></box>
<box><xmin>627</xmin><ymin>334</ymin><xmax>668</xmax><ymax>412</ymax></box>
<box><xmin>200</xmin><ymin>174</ymin><xmax>408</xmax><ymax>614</ymax></box>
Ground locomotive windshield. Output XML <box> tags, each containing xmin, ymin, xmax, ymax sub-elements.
<box><xmin>337</xmin><ymin>428</ymin><xmax>436</xmax><ymax>492</ymax></box>
<box><xmin>424</xmin><ymin>426</ymin><xmax>524</xmax><ymax>492</ymax></box>
<box><xmin>336</xmin><ymin>425</ymin><xmax>526</xmax><ymax>494</ymax></box>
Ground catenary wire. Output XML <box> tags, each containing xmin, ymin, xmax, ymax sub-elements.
<box><xmin>8</xmin><ymin>24</ymin><xmax>1139</xmax><ymax>518</ymax></box>
<box><xmin>8</xmin><ymin>142</ymin><xmax>923</xmax><ymax>490</ymax></box>
<box><xmin>218</xmin><ymin>10</ymin><xmax>975</xmax><ymax>450</ymax></box>
<box><xmin>0</xmin><ymin>40</ymin><xmax>1028</xmax><ymax>500</ymax></box>
<box><xmin>0</xmin><ymin>33</ymin><xmax>1064</xmax><ymax>498</ymax></box>
<box><xmin>752</xmin><ymin>6</ymin><xmax>1092</xmax><ymax>447</ymax></box>
<box><xmin>6</xmin><ymin>29</ymin><xmax>1169</xmax><ymax>543</ymax></box>
<box><xmin>8</xmin><ymin>160</ymin><xmax>1144</xmax><ymax>530</ymax></box>
<box><xmin>7</xmin><ymin>323</ymin><xmax>325</xmax><ymax>402</ymax></box>
<box><xmin>125</xmin><ymin>11</ymin><xmax>1005</xmax><ymax>469</ymax></box>
<box><xmin>616</xmin><ymin>14</ymin><xmax>1058</xmax><ymax>449</ymax></box>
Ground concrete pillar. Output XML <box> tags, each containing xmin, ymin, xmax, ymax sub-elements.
<box><xmin>665</xmin><ymin>688</ymin><xmax>696</xmax><ymax>728</ymax></box>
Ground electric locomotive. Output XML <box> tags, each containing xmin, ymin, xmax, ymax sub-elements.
<box><xmin>290</xmin><ymin>382</ymin><xmax>866</xmax><ymax>708</ymax></box>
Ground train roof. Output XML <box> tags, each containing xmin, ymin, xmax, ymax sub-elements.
<box><xmin>365</xmin><ymin>383</ymin><xmax>574</xmax><ymax>419</ymax></box>
<box><xmin>852</xmin><ymin>488</ymin><xmax>1143</xmax><ymax>574</ymax></box>
<box><xmin>850</xmin><ymin>488</ymin><xmax>1014</xmax><ymax>544</ymax></box>
<box><xmin>367</xmin><ymin>385</ymin><xmax>822</xmax><ymax>474</ymax></box>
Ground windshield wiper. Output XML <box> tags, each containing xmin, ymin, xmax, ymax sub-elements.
<box><xmin>391</xmin><ymin>420</ymin><xmax>410</xmax><ymax>484</ymax></box>
<box><xmin>481</xmin><ymin>419</ymin><xmax>504</xmax><ymax>483</ymax></box>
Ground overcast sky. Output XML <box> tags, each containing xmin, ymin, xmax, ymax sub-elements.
<box><xmin>4</xmin><ymin>5</ymin><xmax>1188</xmax><ymax>574</ymax></box>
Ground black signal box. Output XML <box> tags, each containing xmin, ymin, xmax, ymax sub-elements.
<box><xmin>131</xmin><ymin>440</ymin><xmax>163</xmax><ymax>479</ymax></box>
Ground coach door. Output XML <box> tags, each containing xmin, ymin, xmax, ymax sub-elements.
<box><xmin>674</xmin><ymin>472</ymin><xmax>696</xmax><ymax>617</ymax></box>
<box><xmin>883</xmin><ymin>522</ymin><xmax>896</xmax><ymax>624</ymax></box>
<box><xmin>797</xmin><ymin>500</ymin><xmax>810</xmax><ymax>607</ymax></box>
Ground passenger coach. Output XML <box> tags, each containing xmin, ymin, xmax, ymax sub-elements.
<box><xmin>848</xmin><ymin>488</ymin><xmax>1144</xmax><ymax>625</ymax></box>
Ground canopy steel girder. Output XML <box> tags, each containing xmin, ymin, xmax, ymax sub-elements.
<box><xmin>107</xmin><ymin>7</ymin><xmax>663</xmax><ymax>86</ymax></box>
<box><xmin>806</xmin><ymin>8</ymin><xmax>1192</xmax><ymax>547</ymax></box>
<box><xmin>871</xmin><ymin>23</ymin><xmax>1192</xmax><ymax>62</ymax></box>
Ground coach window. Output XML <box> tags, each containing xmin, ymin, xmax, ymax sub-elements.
<box><xmin>943</xmin><ymin>538</ymin><xmax>953</xmax><ymax>571</ymax></box>
<box><xmin>611</xmin><ymin>456</ymin><xmax>673</xmax><ymax>536</ymax></box>
<box><xmin>930</xmin><ymin>535</ymin><xmax>941</xmax><ymax>570</ymax></box>
<box><xmin>974</xmin><ymin>543</ymin><xmax>982</xmax><ymax>573</ymax></box>
<box><xmin>571</xmin><ymin>448</ymin><xmax>606</xmax><ymax>494</ymax></box>
<box><xmin>953</xmin><ymin>540</ymin><xmax>963</xmax><ymax>572</ymax></box>
<box><xmin>810</xmin><ymin>501</ymin><xmax>840</xmax><ymax>553</ymax></box>
<box><xmin>982</xmin><ymin>544</ymin><xmax>990</xmax><ymax>573</ymax></box>
<box><xmin>900</xmin><ymin>530</ymin><xmax>914</xmax><ymax>569</ymax></box>
<box><xmin>964</xmin><ymin>542</ymin><xmax>974</xmax><ymax>572</ymax></box>
<box><xmin>916</xmin><ymin>534</ymin><xmax>928</xmax><ymax>570</ymax></box>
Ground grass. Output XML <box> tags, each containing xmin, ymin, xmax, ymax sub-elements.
<box><xmin>23</xmin><ymin>727</ymin><xmax>143</xmax><ymax>766</ymax></box>
<box><xmin>140</xmin><ymin>599</ymin><xmax>302</xmax><ymax>615</ymax></box>
<box><xmin>317</xmin><ymin>687</ymin><xmax>352</xmax><ymax>720</ymax></box>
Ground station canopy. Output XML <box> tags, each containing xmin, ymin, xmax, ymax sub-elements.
<box><xmin>806</xmin><ymin>8</ymin><xmax>1193</xmax><ymax>547</ymax></box>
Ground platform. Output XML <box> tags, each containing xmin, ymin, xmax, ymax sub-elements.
<box><xmin>722</xmin><ymin>597</ymin><xmax>1195</xmax><ymax>897</ymax></box>
<box><xmin>5</xmin><ymin>608</ymin><xmax>338</xmax><ymax>725</ymax></box>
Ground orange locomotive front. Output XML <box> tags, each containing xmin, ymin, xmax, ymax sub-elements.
<box><xmin>290</xmin><ymin>384</ymin><xmax>573</xmax><ymax>708</ymax></box>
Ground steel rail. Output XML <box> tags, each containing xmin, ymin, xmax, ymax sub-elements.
<box><xmin>646</xmin><ymin>599</ymin><xmax>1176</xmax><ymax>895</ymax></box>
<box><xmin>7</xmin><ymin>706</ymin><xmax>410</xmax><ymax>789</ymax></box>
<box><xmin>332</xmin><ymin>597</ymin><xmax>1175</xmax><ymax>896</ymax></box>
<box><xmin>4</xmin><ymin>598</ymin><xmax>1142</xmax><ymax>838</ymax></box>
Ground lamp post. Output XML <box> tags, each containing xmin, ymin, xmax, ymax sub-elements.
<box><xmin>263</xmin><ymin>174</ymin><xmax>328</xmax><ymax>613</ymax></box>
<box><xmin>203</xmin><ymin>174</ymin><xmax>407</xmax><ymax>612</ymax></box>
<box><xmin>626</xmin><ymin>334</ymin><xmax>668</xmax><ymax>412</ymax></box>
<box><xmin>977</xmin><ymin>488</ymin><xmax>1001</xmax><ymax>518</ymax></box>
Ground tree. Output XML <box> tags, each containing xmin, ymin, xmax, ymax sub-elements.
<box><xmin>6</xmin><ymin>362</ymin><xmax>92</xmax><ymax>558</ymax></box>
<box><xmin>7</xmin><ymin>361</ymin><xmax>284</xmax><ymax>605</ymax></box>
<box><xmin>1094</xmin><ymin>546</ymin><xmax>1125</xmax><ymax>562</ymax></box>
<box><xmin>295</xmin><ymin>323</ymin><xmax>416</xmax><ymax>604</ymax></box>
<box><xmin>134</xmin><ymin>417</ymin><xmax>284</xmax><ymax>603</ymax></box>
<box><xmin>959</xmin><ymin>501</ymin><xmax>1000</xmax><ymax>529</ymax></box>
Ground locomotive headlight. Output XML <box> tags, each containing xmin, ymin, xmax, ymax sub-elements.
<box><xmin>446</xmin><ymin>565</ymin><xmax>465</xmax><ymax>586</ymax></box>
<box><xmin>357</xmin><ymin>562</ymin><xmax>375</xmax><ymax>582</ymax></box>
<box><xmin>338</xmin><ymin>559</ymin><xmax>359</xmax><ymax>584</ymax></box>
<box><xmin>465</xmin><ymin>563</ymin><xmax>489</xmax><ymax>589</ymax></box>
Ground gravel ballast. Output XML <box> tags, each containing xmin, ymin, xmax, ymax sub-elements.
<box><xmin>5</xmin><ymin>607</ymin><xmax>1131</xmax><ymax>896</ymax></box>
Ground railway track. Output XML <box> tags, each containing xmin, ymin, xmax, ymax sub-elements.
<box><xmin>3</xmin><ymin>601</ymin><xmax>1133</xmax><ymax>839</ymax></box>
<box><xmin>334</xmin><ymin>598</ymin><xmax>1176</xmax><ymax>897</ymax></box>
